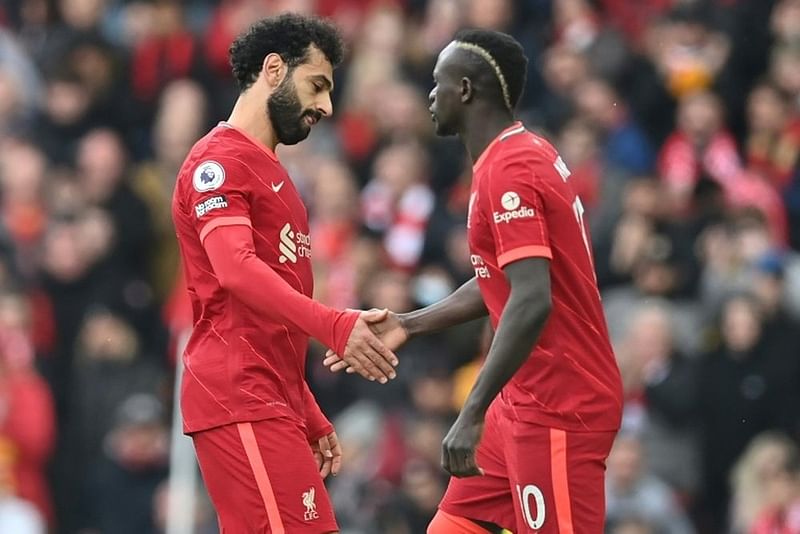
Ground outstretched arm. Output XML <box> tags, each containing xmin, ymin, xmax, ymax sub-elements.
<box><xmin>401</xmin><ymin>277</ymin><xmax>488</xmax><ymax>336</ymax></box>
<box><xmin>204</xmin><ymin>224</ymin><xmax>397</xmax><ymax>382</ymax></box>
<box><xmin>323</xmin><ymin>277</ymin><xmax>487</xmax><ymax>372</ymax></box>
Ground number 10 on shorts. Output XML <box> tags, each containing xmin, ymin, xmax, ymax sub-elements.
<box><xmin>516</xmin><ymin>484</ymin><xmax>546</xmax><ymax>530</ymax></box>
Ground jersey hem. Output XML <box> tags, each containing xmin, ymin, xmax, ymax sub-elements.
<box><xmin>183</xmin><ymin>408</ymin><xmax>302</xmax><ymax>435</ymax></box>
<box><xmin>498</xmin><ymin>401</ymin><xmax>621</xmax><ymax>433</ymax></box>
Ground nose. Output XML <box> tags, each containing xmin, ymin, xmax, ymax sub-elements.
<box><xmin>428</xmin><ymin>87</ymin><xmax>436</xmax><ymax>105</ymax></box>
<box><xmin>317</xmin><ymin>92</ymin><xmax>333</xmax><ymax>117</ymax></box>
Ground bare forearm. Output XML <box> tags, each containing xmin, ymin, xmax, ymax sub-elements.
<box><xmin>400</xmin><ymin>277</ymin><xmax>487</xmax><ymax>337</ymax></box>
<box><xmin>462</xmin><ymin>291</ymin><xmax>551</xmax><ymax>417</ymax></box>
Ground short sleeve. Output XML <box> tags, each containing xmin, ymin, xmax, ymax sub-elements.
<box><xmin>184</xmin><ymin>157</ymin><xmax>253</xmax><ymax>243</ymax></box>
<box><xmin>484</xmin><ymin>154</ymin><xmax>552</xmax><ymax>268</ymax></box>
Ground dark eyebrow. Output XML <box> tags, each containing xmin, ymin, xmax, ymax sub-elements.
<box><xmin>309</xmin><ymin>74</ymin><xmax>333</xmax><ymax>92</ymax></box>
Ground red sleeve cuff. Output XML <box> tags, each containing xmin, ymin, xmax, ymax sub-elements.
<box><xmin>307</xmin><ymin>421</ymin><xmax>334</xmax><ymax>443</ymax></box>
<box><xmin>331</xmin><ymin>310</ymin><xmax>359</xmax><ymax>358</ymax></box>
<box><xmin>199</xmin><ymin>216</ymin><xmax>252</xmax><ymax>243</ymax></box>
<box><xmin>497</xmin><ymin>245</ymin><xmax>552</xmax><ymax>268</ymax></box>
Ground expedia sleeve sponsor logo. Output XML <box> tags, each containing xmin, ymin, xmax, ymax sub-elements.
<box><xmin>493</xmin><ymin>190</ymin><xmax>535</xmax><ymax>223</ymax></box>
<box><xmin>493</xmin><ymin>206</ymin><xmax>535</xmax><ymax>224</ymax></box>
<box><xmin>195</xmin><ymin>195</ymin><xmax>228</xmax><ymax>218</ymax></box>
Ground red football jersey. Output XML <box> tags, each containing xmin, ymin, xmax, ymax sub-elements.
<box><xmin>173</xmin><ymin>122</ymin><xmax>322</xmax><ymax>433</ymax></box>
<box><xmin>467</xmin><ymin>122</ymin><xmax>623</xmax><ymax>432</ymax></box>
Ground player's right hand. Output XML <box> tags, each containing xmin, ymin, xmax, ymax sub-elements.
<box><xmin>324</xmin><ymin>309</ymin><xmax>409</xmax><ymax>375</ymax></box>
<box><xmin>340</xmin><ymin>309</ymin><xmax>399</xmax><ymax>383</ymax></box>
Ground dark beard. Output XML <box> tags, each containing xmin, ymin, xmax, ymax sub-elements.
<box><xmin>267</xmin><ymin>76</ymin><xmax>320</xmax><ymax>146</ymax></box>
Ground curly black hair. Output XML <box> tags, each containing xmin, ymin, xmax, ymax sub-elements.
<box><xmin>453</xmin><ymin>28</ymin><xmax>528</xmax><ymax>111</ymax></box>
<box><xmin>229</xmin><ymin>13</ymin><xmax>345</xmax><ymax>92</ymax></box>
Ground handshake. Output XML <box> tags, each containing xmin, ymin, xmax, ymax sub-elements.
<box><xmin>325</xmin><ymin>309</ymin><xmax>409</xmax><ymax>383</ymax></box>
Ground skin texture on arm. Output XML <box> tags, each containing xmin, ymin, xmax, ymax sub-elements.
<box><xmin>442</xmin><ymin>257</ymin><xmax>552</xmax><ymax>478</ymax></box>
<box><xmin>323</xmin><ymin>277</ymin><xmax>487</xmax><ymax>372</ymax></box>
<box><xmin>203</xmin><ymin>223</ymin><xmax>398</xmax><ymax>382</ymax></box>
<box><xmin>401</xmin><ymin>277</ymin><xmax>488</xmax><ymax>336</ymax></box>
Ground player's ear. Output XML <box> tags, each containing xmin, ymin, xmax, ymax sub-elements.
<box><xmin>262</xmin><ymin>53</ymin><xmax>286</xmax><ymax>88</ymax></box>
<box><xmin>460</xmin><ymin>77</ymin><xmax>473</xmax><ymax>104</ymax></box>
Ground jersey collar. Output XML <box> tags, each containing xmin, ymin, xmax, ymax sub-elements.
<box><xmin>218</xmin><ymin>121</ymin><xmax>279</xmax><ymax>162</ymax></box>
<box><xmin>473</xmin><ymin>121</ymin><xmax>525</xmax><ymax>174</ymax></box>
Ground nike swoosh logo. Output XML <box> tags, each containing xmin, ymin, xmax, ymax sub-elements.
<box><xmin>271</xmin><ymin>181</ymin><xmax>284</xmax><ymax>193</ymax></box>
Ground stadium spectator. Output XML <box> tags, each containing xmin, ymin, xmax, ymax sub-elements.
<box><xmin>616</xmin><ymin>301</ymin><xmax>701</xmax><ymax>499</ymax></box>
<box><xmin>605</xmin><ymin>432</ymin><xmax>695</xmax><ymax>534</ymax></box>
<box><xmin>729</xmin><ymin>432</ymin><xmax>799</xmax><ymax>534</ymax></box>
<box><xmin>698</xmin><ymin>293</ymin><xmax>800</xmax><ymax>531</ymax></box>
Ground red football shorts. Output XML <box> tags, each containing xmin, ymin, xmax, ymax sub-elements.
<box><xmin>438</xmin><ymin>403</ymin><xmax>616</xmax><ymax>533</ymax></box>
<box><xmin>192</xmin><ymin>417</ymin><xmax>338</xmax><ymax>534</ymax></box>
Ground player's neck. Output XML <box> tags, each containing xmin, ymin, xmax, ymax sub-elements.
<box><xmin>461</xmin><ymin>111</ymin><xmax>516</xmax><ymax>166</ymax></box>
<box><xmin>227</xmin><ymin>94</ymin><xmax>279</xmax><ymax>152</ymax></box>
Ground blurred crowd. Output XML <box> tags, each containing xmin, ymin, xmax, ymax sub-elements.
<box><xmin>1</xmin><ymin>0</ymin><xmax>800</xmax><ymax>532</ymax></box>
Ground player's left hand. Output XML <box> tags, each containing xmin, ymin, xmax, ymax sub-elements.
<box><xmin>441</xmin><ymin>413</ymin><xmax>485</xmax><ymax>478</ymax></box>
<box><xmin>312</xmin><ymin>431</ymin><xmax>342</xmax><ymax>479</ymax></box>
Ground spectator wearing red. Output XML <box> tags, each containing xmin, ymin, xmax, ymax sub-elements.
<box><xmin>0</xmin><ymin>304</ymin><xmax>56</xmax><ymax>525</ymax></box>
<box><xmin>746</xmin><ymin>81</ymin><xmax>800</xmax><ymax>190</ymax></box>
<box><xmin>658</xmin><ymin>90</ymin><xmax>741</xmax><ymax>212</ymax></box>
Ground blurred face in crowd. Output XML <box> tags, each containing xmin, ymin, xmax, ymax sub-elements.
<box><xmin>312</xmin><ymin>159</ymin><xmax>358</xmax><ymax>223</ymax></box>
<box><xmin>109</xmin><ymin>421</ymin><xmax>169</xmax><ymax>471</ymax></box>
<box><xmin>375</xmin><ymin>82</ymin><xmax>429</xmax><ymax>138</ymax></box>
<box><xmin>771</xmin><ymin>0</ymin><xmax>800</xmax><ymax>42</ymax></box>
<box><xmin>0</xmin><ymin>294</ymin><xmax>31</xmax><ymax>332</ymax></box>
<box><xmin>60</xmin><ymin>0</ymin><xmax>106</xmax><ymax>30</ymax></box>
<box><xmin>42</xmin><ymin>222</ymin><xmax>90</xmax><ymax>282</ymax></box>
<box><xmin>748</xmin><ymin>84</ymin><xmax>788</xmax><ymax>135</ymax></box>
<box><xmin>402</xmin><ymin>460</ymin><xmax>445</xmax><ymax>513</ymax></box>
<box><xmin>360</xmin><ymin>6</ymin><xmax>405</xmax><ymax>56</ymax></box>
<box><xmin>575</xmin><ymin>78</ymin><xmax>619</xmax><ymax>129</ymax></box>
<box><xmin>79</xmin><ymin>312</ymin><xmax>139</xmax><ymax>361</ymax></box>
<box><xmin>733</xmin><ymin>216</ymin><xmax>772</xmax><ymax>263</ymax></box>
<box><xmin>0</xmin><ymin>139</ymin><xmax>46</xmax><ymax>203</ymax></box>
<box><xmin>411</xmin><ymin>374</ymin><xmax>455</xmax><ymax>417</ymax></box>
<box><xmin>625</xmin><ymin>305</ymin><xmax>673</xmax><ymax>370</ymax></box>
<box><xmin>677</xmin><ymin>91</ymin><xmax>723</xmax><ymax>145</ymax></box>
<box><xmin>266</xmin><ymin>47</ymin><xmax>334</xmax><ymax>146</ymax></box>
<box><xmin>155</xmin><ymin>80</ymin><xmax>208</xmax><ymax>168</ymax></box>
<box><xmin>544</xmin><ymin>46</ymin><xmax>588</xmax><ymax>93</ymax></box>
<box><xmin>607</xmin><ymin>435</ymin><xmax>644</xmax><ymax>491</ymax></box>
<box><xmin>46</xmin><ymin>77</ymin><xmax>91</xmax><ymax>126</ymax></box>
<box><xmin>770</xmin><ymin>47</ymin><xmax>800</xmax><ymax>96</ymax></box>
<box><xmin>77</xmin><ymin>129</ymin><xmax>127</xmax><ymax>201</ymax></box>
<box><xmin>374</xmin><ymin>141</ymin><xmax>428</xmax><ymax>198</ymax></box>
<box><xmin>429</xmin><ymin>43</ymin><xmax>467</xmax><ymax>136</ymax></box>
<box><xmin>363</xmin><ymin>270</ymin><xmax>412</xmax><ymax>312</ymax></box>
<box><xmin>466</xmin><ymin>0</ymin><xmax>512</xmax><ymax>30</ymax></box>
<box><xmin>752</xmin><ymin>271</ymin><xmax>784</xmax><ymax>317</ymax></box>
<box><xmin>721</xmin><ymin>297</ymin><xmax>763</xmax><ymax>354</ymax></box>
<box><xmin>558</xmin><ymin>119</ymin><xmax>599</xmax><ymax>167</ymax></box>
<box><xmin>0</xmin><ymin>70</ymin><xmax>22</xmax><ymax>124</ymax></box>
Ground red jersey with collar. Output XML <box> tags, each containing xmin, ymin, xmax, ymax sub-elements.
<box><xmin>467</xmin><ymin>122</ymin><xmax>622</xmax><ymax>432</ymax></box>
<box><xmin>172</xmin><ymin>122</ymin><xmax>328</xmax><ymax>434</ymax></box>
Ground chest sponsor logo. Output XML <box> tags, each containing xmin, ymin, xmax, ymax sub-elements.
<box><xmin>194</xmin><ymin>195</ymin><xmax>227</xmax><ymax>218</ymax></box>
<box><xmin>303</xmin><ymin>487</ymin><xmax>319</xmax><ymax>521</ymax></box>
<box><xmin>278</xmin><ymin>222</ymin><xmax>311</xmax><ymax>264</ymax></box>
<box><xmin>493</xmin><ymin>191</ymin><xmax>534</xmax><ymax>223</ymax></box>
<box><xmin>193</xmin><ymin>160</ymin><xmax>225</xmax><ymax>192</ymax></box>
<box><xmin>471</xmin><ymin>254</ymin><xmax>491</xmax><ymax>279</ymax></box>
